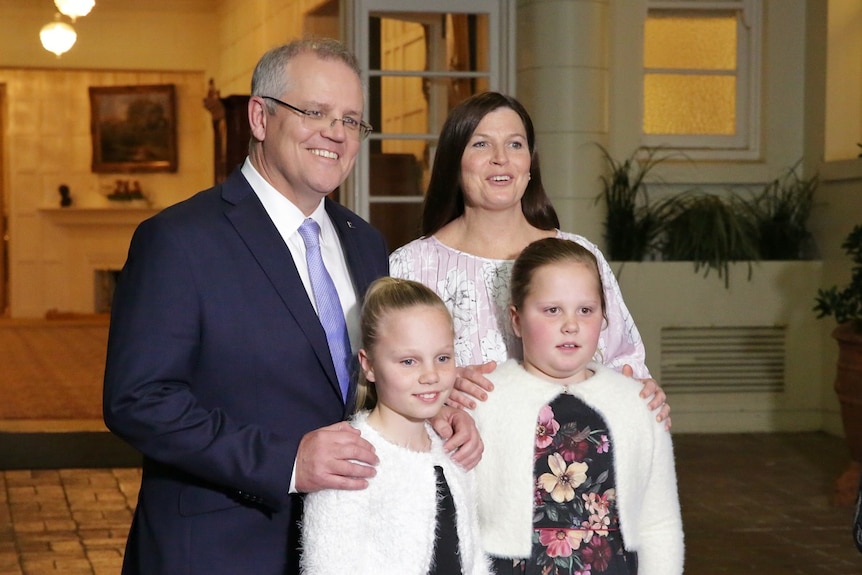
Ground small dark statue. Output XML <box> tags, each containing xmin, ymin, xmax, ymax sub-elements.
<box><xmin>59</xmin><ymin>184</ymin><xmax>72</xmax><ymax>207</ymax></box>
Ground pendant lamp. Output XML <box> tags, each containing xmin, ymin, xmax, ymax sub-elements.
<box><xmin>40</xmin><ymin>16</ymin><xmax>77</xmax><ymax>57</ymax></box>
<box><xmin>54</xmin><ymin>0</ymin><xmax>95</xmax><ymax>21</ymax></box>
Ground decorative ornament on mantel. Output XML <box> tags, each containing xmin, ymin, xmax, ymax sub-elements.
<box><xmin>39</xmin><ymin>0</ymin><xmax>96</xmax><ymax>57</ymax></box>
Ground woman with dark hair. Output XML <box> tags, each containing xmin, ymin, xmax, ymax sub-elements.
<box><xmin>420</xmin><ymin>92</ymin><xmax>558</xmax><ymax>236</ymax></box>
<box><xmin>390</xmin><ymin>92</ymin><xmax>670</xmax><ymax>419</ymax></box>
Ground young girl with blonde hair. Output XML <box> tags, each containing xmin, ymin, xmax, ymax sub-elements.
<box><xmin>301</xmin><ymin>277</ymin><xmax>490</xmax><ymax>575</ymax></box>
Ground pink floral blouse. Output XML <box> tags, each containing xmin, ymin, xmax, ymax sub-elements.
<box><xmin>389</xmin><ymin>233</ymin><xmax>650</xmax><ymax>378</ymax></box>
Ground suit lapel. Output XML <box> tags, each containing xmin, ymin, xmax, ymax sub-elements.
<box><xmin>222</xmin><ymin>172</ymin><xmax>344</xmax><ymax>405</ymax></box>
<box><xmin>326</xmin><ymin>199</ymin><xmax>376</xmax><ymax>410</ymax></box>
<box><xmin>325</xmin><ymin>199</ymin><xmax>373</xmax><ymax>297</ymax></box>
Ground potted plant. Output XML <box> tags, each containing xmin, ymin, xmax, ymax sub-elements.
<box><xmin>814</xmin><ymin>224</ymin><xmax>862</xmax><ymax>506</ymax></box>
<box><xmin>594</xmin><ymin>145</ymin><xmax>679</xmax><ymax>261</ymax></box>
<box><xmin>749</xmin><ymin>161</ymin><xmax>817</xmax><ymax>260</ymax></box>
<box><xmin>597</xmin><ymin>149</ymin><xmax>813</xmax><ymax>286</ymax></box>
<box><xmin>658</xmin><ymin>190</ymin><xmax>760</xmax><ymax>287</ymax></box>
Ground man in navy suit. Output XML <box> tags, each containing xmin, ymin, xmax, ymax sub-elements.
<box><xmin>103</xmin><ymin>38</ymin><xmax>481</xmax><ymax>575</ymax></box>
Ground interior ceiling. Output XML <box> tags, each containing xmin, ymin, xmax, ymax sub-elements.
<box><xmin>0</xmin><ymin>0</ymin><xmax>219</xmax><ymax>14</ymax></box>
<box><xmin>94</xmin><ymin>0</ymin><xmax>218</xmax><ymax>11</ymax></box>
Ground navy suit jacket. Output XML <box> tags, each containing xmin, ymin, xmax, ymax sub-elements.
<box><xmin>103</xmin><ymin>168</ymin><xmax>390</xmax><ymax>574</ymax></box>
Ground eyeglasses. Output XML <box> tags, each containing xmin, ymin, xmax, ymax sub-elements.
<box><xmin>261</xmin><ymin>96</ymin><xmax>373</xmax><ymax>141</ymax></box>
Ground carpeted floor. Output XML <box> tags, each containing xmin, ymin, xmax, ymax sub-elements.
<box><xmin>0</xmin><ymin>317</ymin><xmax>144</xmax><ymax>469</ymax></box>
<box><xmin>0</xmin><ymin>318</ymin><xmax>109</xmax><ymax>420</ymax></box>
<box><xmin>0</xmin><ymin>431</ymin><xmax>142</xmax><ymax>469</ymax></box>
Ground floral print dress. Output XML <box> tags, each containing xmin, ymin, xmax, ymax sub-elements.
<box><xmin>492</xmin><ymin>394</ymin><xmax>637</xmax><ymax>575</ymax></box>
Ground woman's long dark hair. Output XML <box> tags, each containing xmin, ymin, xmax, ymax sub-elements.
<box><xmin>421</xmin><ymin>91</ymin><xmax>559</xmax><ymax>236</ymax></box>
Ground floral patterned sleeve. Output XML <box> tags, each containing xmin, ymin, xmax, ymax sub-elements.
<box><xmin>558</xmin><ymin>232</ymin><xmax>651</xmax><ymax>379</ymax></box>
<box><xmin>389</xmin><ymin>243</ymin><xmax>418</xmax><ymax>282</ymax></box>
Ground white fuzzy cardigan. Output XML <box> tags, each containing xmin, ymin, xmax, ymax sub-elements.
<box><xmin>472</xmin><ymin>360</ymin><xmax>684</xmax><ymax>575</ymax></box>
<box><xmin>300</xmin><ymin>410</ymin><xmax>491</xmax><ymax>575</ymax></box>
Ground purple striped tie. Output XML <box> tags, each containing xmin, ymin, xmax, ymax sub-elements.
<box><xmin>297</xmin><ymin>219</ymin><xmax>351</xmax><ymax>402</ymax></box>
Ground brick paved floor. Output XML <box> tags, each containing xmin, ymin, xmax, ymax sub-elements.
<box><xmin>0</xmin><ymin>469</ymin><xmax>140</xmax><ymax>575</ymax></box>
<box><xmin>1</xmin><ymin>432</ymin><xmax>861</xmax><ymax>574</ymax></box>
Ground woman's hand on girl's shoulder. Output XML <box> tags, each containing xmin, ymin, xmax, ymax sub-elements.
<box><xmin>447</xmin><ymin>362</ymin><xmax>497</xmax><ymax>410</ymax></box>
<box><xmin>623</xmin><ymin>364</ymin><xmax>672</xmax><ymax>431</ymax></box>
<box><xmin>430</xmin><ymin>405</ymin><xmax>484</xmax><ymax>470</ymax></box>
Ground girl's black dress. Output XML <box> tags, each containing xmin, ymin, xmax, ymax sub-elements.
<box><xmin>491</xmin><ymin>394</ymin><xmax>637</xmax><ymax>575</ymax></box>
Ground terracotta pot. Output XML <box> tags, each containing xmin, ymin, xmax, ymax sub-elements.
<box><xmin>832</xmin><ymin>322</ymin><xmax>862</xmax><ymax>506</ymax></box>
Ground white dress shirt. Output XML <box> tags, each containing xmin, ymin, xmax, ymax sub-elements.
<box><xmin>240</xmin><ymin>159</ymin><xmax>359</xmax><ymax>352</ymax></box>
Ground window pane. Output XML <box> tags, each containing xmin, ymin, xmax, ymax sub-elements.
<box><xmin>644</xmin><ymin>11</ymin><xmax>737</xmax><ymax>70</ymax></box>
<box><xmin>643</xmin><ymin>74</ymin><xmax>736</xmax><ymax>135</ymax></box>
<box><xmin>369</xmin><ymin>151</ymin><xmax>424</xmax><ymax>249</ymax></box>
<box><xmin>356</xmin><ymin>3</ymin><xmax>505</xmax><ymax>250</ymax></box>
<box><xmin>381</xmin><ymin>19</ymin><xmax>428</xmax><ymax>71</ymax></box>
<box><xmin>370</xmin><ymin>143</ymin><xmax>428</xmax><ymax>198</ymax></box>
<box><xmin>380</xmin><ymin>74</ymin><xmax>429</xmax><ymax>136</ymax></box>
<box><xmin>370</xmin><ymin>202</ymin><xmax>423</xmax><ymax>251</ymax></box>
<box><xmin>374</xmin><ymin>13</ymin><xmax>490</xmax><ymax>73</ymax></box>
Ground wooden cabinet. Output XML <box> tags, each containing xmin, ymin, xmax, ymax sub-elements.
<box><xmin>204</xmin><ymin>80</ymin><xmax>250</xmax><ymax>185</ymax></box>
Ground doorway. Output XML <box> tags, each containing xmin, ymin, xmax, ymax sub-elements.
<box><xmin>348</xmin><ymin>0</ymin><xmax>515</xmax><ymax>251</ymax></box>
<box><xmin>0</xmin><ymin>84</ymin><xmax>8</xmax><ymax>317</ymax></box>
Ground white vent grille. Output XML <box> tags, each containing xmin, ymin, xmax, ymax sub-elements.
<box><xmin>660</xmin><ymin>326</ymin><xmax>786</xmax><ymax>393</ymax></box>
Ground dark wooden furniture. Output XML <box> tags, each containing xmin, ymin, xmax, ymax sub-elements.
<box><xmin>204</xmin><ymin>80</ymin><xmax>250</xmax><ymax>185</ymax></box>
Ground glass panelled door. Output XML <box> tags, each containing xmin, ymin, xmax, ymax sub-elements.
<box><xmin>348</xmin><ymin>0</ymin><xmax>513</xmax><ymax>252</ymax></box>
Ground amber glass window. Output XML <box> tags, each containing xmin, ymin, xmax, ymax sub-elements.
<box><xmin>643</xmin><ymin>1</ymin><xmax>760</xmax><ymax>157</ymax></box>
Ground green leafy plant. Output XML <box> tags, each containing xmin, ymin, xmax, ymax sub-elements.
<box><xmin>750</xmin><ymin>161</ymin><xmax>817</xmax><ymax>260</ymax></box>
<box><xmin>658</xmin><ymin>191</ymin><xmax>760</xmax><ymax>287</ymax></box>
<box><xmin>814</xmin><ymin>224</ymin><xmax>862</xmax><ymax>332</ymax></box>
<box><xmin>596</xmin><ymin>148</ymin><xmax>813</xmax><ymax>287</ymax></box>
<box><xmin>595</xmin><ymin>145</ymin><xmax>679</xmax><ymax>261</ymax></box>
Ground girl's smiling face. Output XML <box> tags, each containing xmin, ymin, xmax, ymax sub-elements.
<box><xmin>358</xmin><ymin>305</ymin><xmax>456</xmax><ymax>424</ymax></box>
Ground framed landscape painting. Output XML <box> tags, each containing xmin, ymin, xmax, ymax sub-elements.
<box><xmin>89</xmin><ymin>84</ymin><xmax>178</xmax><ymax>173</ymax></box>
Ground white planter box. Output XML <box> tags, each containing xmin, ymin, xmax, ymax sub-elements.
<box><xmin>612</xmin><ymin>260</ymin><xmax>832</xmax><ymax>433</ymax></box>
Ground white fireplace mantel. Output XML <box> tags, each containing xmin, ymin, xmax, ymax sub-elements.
<box><xmin>35</xmin><ymin>205</ymin><xmax>163</xmax><ymax>315</ymax></box>
<box><xmin>39</xmin><ymin>206</ymin><xmax>161</xmax><ymax>226</ymax></box>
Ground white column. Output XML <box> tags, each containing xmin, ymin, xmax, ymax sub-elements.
<box><xmin>516</xmin><ymin>0</ymin><xmax>610</xmax><ymax>247</ymax></box>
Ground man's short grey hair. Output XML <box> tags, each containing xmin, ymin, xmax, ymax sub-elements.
<box><xmin>251</xmin><ymin>38</ymin><xmax>362</xmax><ymax>112</ymax></box>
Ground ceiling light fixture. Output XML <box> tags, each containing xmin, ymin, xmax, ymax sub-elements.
<box><xmin>54</xmin><ymin>0</ymin><xmax>95</xmax><ymax>21</ymax></box>
<box><xmin>40</xmin><ymin>15</ymin><xmax>77</xmax><ymax>57</ymax></box>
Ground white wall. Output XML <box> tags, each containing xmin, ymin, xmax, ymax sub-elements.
<box><xmin>0</xmin><ymin>2</ymin><xmax>218</xmax><ymax>317</ymax></box>
<box><xmin>1</xmin><ymin>67</ymin><xmax>211</xmax><ymax>317</ymax></box>
<box><xmin>514</xmin><ymin>0</ymin><xmax>862</xmax><ymax>435</ymax></box>
<box><xmin>824</xmin><ymin>0</ymin><xmax>862</xmax><ymax>161</ymax></box>
<box><xmin>0</xmin><ymin>1</ymin><xmax>217</xmax><ymax>73</ymax></box>
<box><xmin>616</xmin><ymin>261</ymin><xmax>826</xmax><ymax>433</ymax></box>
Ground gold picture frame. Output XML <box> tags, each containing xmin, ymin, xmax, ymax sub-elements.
<box><xmin>89</xmin><ymin>84</ymin><xmax>178</xmax><ymax>173</ymax></box>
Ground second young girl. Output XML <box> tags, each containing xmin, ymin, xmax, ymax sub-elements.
<box><xmin>300</xmin><ymin>277</ymin><xmax>490</xmax><ymax>575</ymax></box>
<box><xmin>471</xmin><ymin>238</ymin><xmax>684</xmax><ymax>575</ymax></box>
